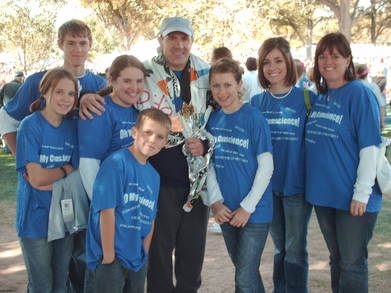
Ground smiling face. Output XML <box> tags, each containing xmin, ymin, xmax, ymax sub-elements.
<box><xmin>110</xmin><ymin>66</ymin><xmax>145</xmax><ymax>107</ymax></box>
<box><xmin>158</xmin><ymin>32</ymin><xmax>193</xmax><ymax>71</ymax></box>
<box><xmin>318</xmin><ymin>47</ymin><xmax>351</xmax><ymax>88</ymax></box>
<box><xmin>59</xmin><ymin>34</ymin><xmax>91</xmax><ymax>69</ymax></box>
<box><xmin>262</xmin><ymin>48</ymin><xmax>288</xmax><ymax>90</ymax></box>
<box><xmin>44</xmin><ymin>78</ymin><xmax>76</xmax><ymax>118</ymax></box>
<box><xmin>131</xmin><ymin>118</ymin><xmax>169</xmax><ymax>163</ymax></box>
<box><xmin>210</xmin><ymin>72</ymin><xmax>243</xmax><ymax>114</ymax></box>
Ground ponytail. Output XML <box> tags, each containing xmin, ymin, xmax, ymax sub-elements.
<box><xmin>29</xmin><ymin>96</ymin><xmax>45</xmax><ymax>113</ymax></box>
<box><xmin>97</xmin><ymin>85</ymin><xmax>113</xmax><ymax>97</ymax></box>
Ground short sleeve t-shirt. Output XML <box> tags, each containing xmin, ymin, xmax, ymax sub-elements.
<box><xmin>251</xmin><ymin>87</ymin><xmax>316</xmax><ymax>196</ymax></box>
<box><xmin>87</xmin><ymin>148</ymin><xmax>160</xmax><ymax>271</ymax></box>
<box><xmin>15</xmin><ymin>112</ymin><xmax>78</xmax><ymax>238</ymax></box>
<box><xmin>78</xmin><ymin>95</ymin><xmax>138</xmax><ymax>161</ymax></box>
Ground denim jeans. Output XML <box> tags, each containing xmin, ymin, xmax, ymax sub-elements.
<box><xmin>270</xmin><ymin>193</ymin><xmax>312</xmax><ymax>293</ymax></box>
<box><xmin>95</xmin><ymin>259</ymin><xmax>147</xmax><ymax>293</ymax></box>
<box><xmin>19</xmin><ymin>235</ymin><xmax>74</xmax><ymax>293</ymax></box>
<box><xmin>314</xmin><ymin>206</ymin><xmax>378</xmax><ymax>293</ymax></box>
<box><xmin>221</xmin><ymin>222</ymin><xmax>269</xmax><ymax>293</ymax></box>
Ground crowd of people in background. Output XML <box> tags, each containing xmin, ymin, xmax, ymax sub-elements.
<box><xmin>0</xmin><ymin>16</ymin><xmax>389</xmax><ymax>293</ymax></box>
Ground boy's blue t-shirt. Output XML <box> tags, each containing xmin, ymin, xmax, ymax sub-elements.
<box><xmin>78</xmin><ymin>95</ymin><xmax>138</xmax><ymax>161</ymax></box>
<box><xmin>305</xmin><ymin>80</ymin><xmax>382</xmax><ymax>212</ymax></box>
<box><xmin>15</xmin><ymin>112</ymin><xmax>78</xmax><ymax>238</ymax></box>
<box><xmin>250</xmin><ymin>87</ymin><xmax>316</xmax><ymax>196</ymax></box>
<box><xmin>5</xmin><ymin>70</ymin><xmax>106</xmax><ymax>121</ymax></box>
<box><xmin>207</xmin><ymin>103</ymin><xmax>273</xmax><ymax>224</ymax></box>
<box><xmin>87</xmin><ymin>148</ymin><xmax>160</xmax><ymax>271</ymax></box>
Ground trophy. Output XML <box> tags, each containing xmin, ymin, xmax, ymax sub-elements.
<box><xmin>177</xmin><ymin>103</ymin><xmax>214</xmax><ymax>212</ymax></box>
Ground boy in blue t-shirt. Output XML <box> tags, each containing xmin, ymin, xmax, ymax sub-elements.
<box><xmin>0</xmin><ymin>19</ymin><xmax>106</xmax><ymax>155</ymax></box>
<box><xmin>86</xmin><ymin>108</ymin><xmax>171</xmax><ymax>293</ymax></box>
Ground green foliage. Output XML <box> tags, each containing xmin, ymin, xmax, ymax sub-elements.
<box><xmin>0</xmin><ymin>1</ymin><xmax>58</xmax><ymax>74</ymax></box>
<box><xmin>85</xmin><ymin>15</ymin><xmax>120</xmax><ymax>57</ymax></box>
<box><xmin>79</xmin><ymin>0</ymin><xmax>163</xmax><ymax>50</ymax></box>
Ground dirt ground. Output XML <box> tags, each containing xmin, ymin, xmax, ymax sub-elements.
<box><xmin>0</xmin><ymin>200</ymin><xmax>390</xmax><ymax>293</ymax></box>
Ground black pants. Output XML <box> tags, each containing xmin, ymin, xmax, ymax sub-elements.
<box><xmin>147</xmin><ymin>186</ymin><xmax>209</xmax><ymax>293</ymax></box>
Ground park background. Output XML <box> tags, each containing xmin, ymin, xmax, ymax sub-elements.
<box><xmin>0</xmin><ymin>0</ymin><xmax>390</xmax><ymax>79</ymax></box>
<box><xmin>0</xmin><ymin>0</ymin><xmax>390</xmax><ymax>292</ymax></box>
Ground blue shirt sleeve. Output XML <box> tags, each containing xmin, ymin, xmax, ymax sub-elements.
<box><xmin>5</xmin><ymin>72</ymin><xmax>45</xmax><ymax>121</ymax></box>
<box><xmin>92</xmin><ymin>152</ymin><xmax>125</xmax><ymax>211</ymax></box>
<box><xmin>350</xmin><ymin>83</ymin><xmax>381</xmax><ymax>150</ymax></box>
<box><xmin>16</xmin><ymin>117</ymin><xmax>42</xmax><ymax>171</ymax></box>
<box><xmin>78</xmin><ymin>109</ymin><xmax>113</xmax><ymax>160</ymax></box>
<box><xmin>251</xmin><ymin>109</ymin><xmax>273</xmax><ymax>156</ymax></box>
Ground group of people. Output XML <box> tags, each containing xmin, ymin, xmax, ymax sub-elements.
<box><xmin>0</xmin><ymin>15</ymin><xmax>384</xmax><ymax>293</ymax></box>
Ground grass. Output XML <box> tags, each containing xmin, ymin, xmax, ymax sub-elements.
<box><xmin>0</xmin><ymin>152</ymin><xmax>17</xmax><ymax>202</ymax></box>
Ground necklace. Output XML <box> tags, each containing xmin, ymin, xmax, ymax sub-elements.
<box><xmin>269</xmin><ymin>87</ymin><xmax>293</xmax><ymax>99</ymax></box>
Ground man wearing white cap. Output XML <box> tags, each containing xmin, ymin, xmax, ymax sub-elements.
<box><xmin>80</xmin><ymin>16</ymin><xmax>212</xmax><ymax>293</ymax></box>
<box><xmin>143</xmin><ymin>16</ymin><xmax>211</xmax><ymax>293</ymax></box>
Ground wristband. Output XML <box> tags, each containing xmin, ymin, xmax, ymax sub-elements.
<box><xmin>60</xmin><ymin>166</ymin><xmax>67</xmax><ymax>178</ymax></box>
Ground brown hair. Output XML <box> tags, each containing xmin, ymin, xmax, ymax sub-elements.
<box><xmin>97</xmin><ymin>55</ymin><xmax>151</xmax><ymax>97</ymax></box>
<box><xmin>58</xmin><ymin>19</ymin><xmax>92</xmax><ymax>44</ymax></box>
<box><xmin>30</xmin><ymin>68</ymin><xmax>78</xmax><ymax>113</ymax></box>
<box><xmin>257</xmin><ymin>37</ymin><xmax>296</xmax><ymax>89</ymax></box>
<box><xmin>136</xmin><ymin>108</ymin><xmax>171</xmax><ymax>131</ymax></box>
<box><xmin>211</xmin><ymin>47</ymin><xmax>233</xmax><ymax>64</ymax></box>
<box><xmin>313</xmin><ymin>32</ymin><xmax>355</xmax><ymax>94</ymax></box>
<box><xmin>295</xmin><ymin>59</ymin><xmax>305</xmax><ymax>77</ymax></box>
<box><xmin>209</xmin><ymin>57</ymin><xmax>242</xmax><ymax>84</ymax></box>
<box><xmin>245</xmin><ymin>57</ymin><xmax>257</xmax><ymax>71</ymax></box>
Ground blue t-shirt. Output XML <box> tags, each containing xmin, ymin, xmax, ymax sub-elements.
<box><xmin>207</xmin><ymin>103</ymin><xmax>273</xmax><ymax>223</ymax></box>
<box><xmin>5</xmin><ymin>70</ymin><xmax>106</xmax><ymax>122</ymax></box>
<box><xmin>87</xmin><ymin>148</ymin><xmax>160</xmax><ymax>271</ymax></box>
<box><xmin>78</xmin><ymin>95</ymin><xmax>138</xmax><ymax>161</ymax></box>
<box><xmin>15</xmin><ymin>112</ymin><xmax>78</xmax><ymax>238</ymax></box>
<box><xmin>173</xmin><ymin>70</ymin><xmax>184</xmax><ymax>112</ymax></box>
<box><xmin>305</xmin><ymin>80</ymin><xmax>382</xmax><ymax>212</ymax></box>
<box><xmin>250</xmin><ymin>87</ymin><xmax>316</xmax><ymax>196</ymax></box>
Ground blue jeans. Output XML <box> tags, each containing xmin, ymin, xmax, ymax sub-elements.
<box><xmin>314</xmin><ymin>206</ymin><xmax>378</xmax><ymax>293</ymax></box>
<box><xmin>270</xmin><ymin>193</ymin><xmax>312</xmax><ymax>293</ymax></box>
<box><xmin>19</xmin><ymin>235</ymin><xmax>73</xmax><ymax>293</ymax></box>
<box><xmin>221</xmin><ymin>222</ymin><xmax>269</xmax><ymax>293</ymax></box>
<box><xmin>95</xmin><ymin>259</ymin><xmax>147</xmax><ymax>293</ymax></box>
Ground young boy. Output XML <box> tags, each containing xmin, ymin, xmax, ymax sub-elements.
<box><xmin>86</xmin><ymin>108</ymin><xmax>171</xmax><ymax>293</ymax></box>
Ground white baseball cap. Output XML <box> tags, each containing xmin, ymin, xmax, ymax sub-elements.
<box><xmin>159</xmin><ymin>17</ymin><xmax>193</xmax><ymax>37</ymax></box>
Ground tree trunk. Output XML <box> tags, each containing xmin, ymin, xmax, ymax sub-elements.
<box><xmin>306</xmin><ymin>17</ymin><xmax>314</xmax><ymax>59</ymax></box>
<box><xmin>339</xmin><ymin>0</ymin><xmax>352</xmax><ymax>41</ymax></box>
<box><xmin>370</xmin><ymin>0</ymin><xmax>377</xmax><ymax>44</ymax></box>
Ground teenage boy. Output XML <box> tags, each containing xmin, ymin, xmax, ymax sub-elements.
<box><xmin>0</xmin><ymin>19</ymin><xmax>106</xmax><ymax>155</ymax></box>
<box><xmin>86</xmin><ymin>108</ymin><xmax>171</xmax><ymax>293</ymax></box>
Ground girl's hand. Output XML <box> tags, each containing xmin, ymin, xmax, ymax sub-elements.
<box><xmin>62</xmin><ymin>164</ymin><xmax>75</xmax><ymax>176</ymax></box>
<box><xmin>350</xmin><ymin>200</ymin><xmax>367</xmax><ymax>216</ymax></box>
<box><xmin>230</xmin><ymin>207</ymin><xmax>250</xmax><ymax>227</ymax></box>
<box><xmin>211</xmin><ymin>202</ymin><xmax>233</xmax><ymax>224</ymax></box>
